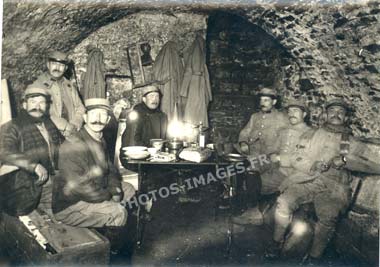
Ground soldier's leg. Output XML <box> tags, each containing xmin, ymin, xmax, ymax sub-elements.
<box><xmin>310</xmin><ymin>190</ymin><xmax>350</xmax><ymax>258</ymax></box>
<box><xmin>54</xmin><ymin>200</ymin><xmax>128</xmax><ymax>228</ymax></box>
<box><xmin>273</xmin><ymin>184</ymin><xmax>314</xmax><ymax>243</ymax></box>
<box><xmin>37</xmin><ymin>176</ymin><xmax>54</xmax><ymax>216</ymax></box>
<box><xmin>245</xmin><ymin>171</ymin><xmax>261</xmax><ymax>208</ymax></box>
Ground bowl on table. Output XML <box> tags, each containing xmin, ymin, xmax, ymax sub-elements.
<box><xmin>150</xmin><ymin>139</ymin><xmax>166</xmax><ymax>151</ymax></box>
<box><xmin>122</xmin><ymin>146</ymin><xmax>150</xmax><ymax>160</ymax></box>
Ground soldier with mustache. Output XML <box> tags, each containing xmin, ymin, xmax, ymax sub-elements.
<box><xmin>0</xmin><ymin>86</ymin><xmax>63</xmax><ymax>216</ymax></box>
<box><xmin>52</xmin><ymin>98</ymin><xmax>135</xmax><ymax>229</ymax></box>
<box><xmin>270</xmin><ymin>98</ymin><xmax>359</xmax><ymax>263</ymax></box>
<box><xmin>233</xmin><ymin>88</ymin><xmax>288</xmax><ymax>225</ymax></box>
<box><xmin>121</xmin><ymin>84</ymin><xmax>167</xmax><ymax>147</ymax></box>
<box><xmin>31</xmin><ymin>51</ymin><xmax>85</xmax><ymax>137</ymax></box>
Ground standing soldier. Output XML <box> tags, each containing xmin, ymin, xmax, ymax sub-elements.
<box><xmin>31</xmin><ymin>50</ymin><xmax>85</xmax><ymax>137</ymax></box>
<box><xmin>234</xmin><ymin>88</ymin><xmax>288</xmax><ymax>225</ymax></box>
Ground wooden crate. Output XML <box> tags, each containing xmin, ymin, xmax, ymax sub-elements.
<box><xmin>0</xmin><ymin>210</ymin><xmax>110</xmax><ymax>266</ymax></box>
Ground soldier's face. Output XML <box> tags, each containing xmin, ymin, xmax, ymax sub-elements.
<box><xmin>23</xmin><ymin>96</ymin><xmax>47</xmax><ymax>118</ymax></box>
<box><xmin>287</xmin><ymin>107</ymin><xmax>306</xmax><ymax>125</ymax></box>
<box><xmin>84</xmin><ymin>108</ymin><xmax>110</xmax><ymax>133</ymax></box>
<box><xmin>327</xmin><ymin>106</ymin><xmax>346</xmax><ymax>125</ymax></box>
<box><xmin>143</xmin><ymin>92</ymin><xmax>160</xmax><ymax>110</ymax></box>
<box><xmin>47</xmin><ymin>61</ymin><xmax>67</xmax><ymax>79</ymax></box>
<box><xmin>260</xmin><ymin>96</ymin><xmax>276</xmax><ymax>112</ymax></box>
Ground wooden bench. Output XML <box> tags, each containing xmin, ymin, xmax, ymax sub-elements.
<box><xmin>0</xmin><ymin>209</ymin><xmax>110</xmax><ymax>266</ymax></box>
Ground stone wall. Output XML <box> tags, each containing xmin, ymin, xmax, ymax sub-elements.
<box><xmin>207</xmin><ymin>12</ymin><xmax>295</xmax><ymax>141</ymax></box>
<box><xmin>240</xmin><ymin>2</ymin><xmax>380</xmax><ymax>137</ymax></box>
<box><xmin>71</xmin><ymin>11</ymin><xmax>207</xmax><ymax>105</ymax></box>
<box><xmin>3</xmin><ymin>1</ymin><xmax>380</xmax><ymax>138</ymax></box>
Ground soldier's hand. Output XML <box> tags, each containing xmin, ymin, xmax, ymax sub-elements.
<box><xmin>113</xmin><ymin>99</ymin><xmax>131</xmax><ymax>120</ymax></box>
<box><xmin>330</xmin><ymin>156</ymin><xmax>346</xmax><ymax>169</ymax></box>
<box><xmin>269</xmin><ymin>153</ymin><xmax>280</xmax><ymax>163</ymax></box>
<box><xmin>64</xmin><ymin>123</ymin><xmax>76</xmax><ymax>137</ymax></box>
<box><xmin>34</xmin><ymin>164</ymin><xmax>49</xmax><ymax>186</ymax></box>
<box><xmin>112</xmin><ymin>194</ymin><xmax>122</xmax><ymax>202</ymax></box>
<box><xmin>310</xmin><ymin>161</ymin><xmax>330</xmax><ymax>174</ymax></box>
<box><xmin>238</xmin><ymin>142</ymin><xmax>250</xmax><ymax>155</ymax></box>
<box><xmin>112</xmin><ymin>187</ymin><xmax>123</xmax><ymax>202</ymax></box>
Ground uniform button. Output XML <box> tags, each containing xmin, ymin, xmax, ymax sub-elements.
<box><xmin>284</xmin><ymin>149</ymin><xmax>288</xmax><ymax>153</ymax></box>
<box><xmin>262</xmin><ymin>115</ymin><xmax>266</xmax><ymax>119</ymax></box>
<box><xmin>261</xmin><ymin>125</ymin><xmax>264</xmax><ymax>128</ymax></box>
<box><xmin>258</xmin><ymin>132</ymin><xmax>262</xmax><ymax>136</ymax></box>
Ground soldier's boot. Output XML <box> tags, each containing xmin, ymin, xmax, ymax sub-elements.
<box><xmin>301</xmin><ymin>254</ymin><xmax>322</xmax><ymax>266</ymax></box>
<box><xmin>309</xmin><ymin>222</ymin><xmax>334</xmax><ymax>258</ymax></box>
<box><xmin>264</xmin><ymin>241</ymin><xmax>284</xmax><ymax>260</ymax></box>
<box><xmin>102</xmin><ymin>226</ymin><xmax>130</xmax><ymax>255</ymax></box>
<box><xmin>232</xmin><ymin>206</ymin><xmax>263</xmax><ymax>225</ymax></box>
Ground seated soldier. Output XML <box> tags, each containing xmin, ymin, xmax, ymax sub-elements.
<box><xmin>0</xmin><ymin>86</ymin><xmax>63</xmax><ymax>216</ymax></box>
<box><xmin>52</xmin><ymin>98</ymin><xmax>135</xmax><ymax>228</ymax></box>
<box><xmin>121</xmin><ymin>84</ymin><xmax>201</xmax><ymax>203</ymax></box>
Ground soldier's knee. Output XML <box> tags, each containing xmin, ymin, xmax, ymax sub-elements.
<box><xmin>275</xmin><ymin>196</ymin><xmax>293</xmax><ymax>217</ymax></box>
<box><xmin>112</xmin><ymin>205</ymin><xmax>128</xmax><ymax>227</ymax></box>
<box><xmin>318</xmin><ymin>211</ymin><xmax>338</xmax><ymax>227</ymax></box>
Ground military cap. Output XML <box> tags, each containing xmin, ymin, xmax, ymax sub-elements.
<box><xmin>258</xmin><ymin>88</ymin><xmax>277</xmax><ymax>98</ymax></box>
<box><xmin>84</xmin><ymin>98</ymin><xmax>111</xmax><ymax>112</ymax></box>
<box><xmin>285</xmin><ymin>99</ymin><xmax>308</xmax><ymax>112</ymax></box>
<box><xmin>23</xmin><ymin>85</ymin><xmax>50</xmax><ymax>100</ymax></box>
<box><xmin>325</xmin><ymin>98</ymin><xmax>349</xmax><ymax>110</ymax></box>
<box><xmin>141</xmin><ymin>85</ymin><xmax>162</xmax><ymax>97</ymax></box>
<box><xmin>47</xmin><ymin>50</ymin><xmax>69</xmax><ymax>64</ymax></box>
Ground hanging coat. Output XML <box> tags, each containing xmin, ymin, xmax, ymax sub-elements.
<box><xmin>152</xmin><ymin>41</ymin><xmax>184</xmax><ymax>121</ymax></box>
<box><xmin>82</xmin><ymin>46</ymin><xmax>106</xmax><ymax>99</ymax></box>
<box><xmin>179</xmin><ymin>34</ymin><xmax>212</xmax><ymax>128</ymax></box>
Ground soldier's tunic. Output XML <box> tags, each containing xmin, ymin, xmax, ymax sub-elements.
<box><xmin>274</xmin><ymin>124</ymin><xmax>356</xmax><ymax>257</ymax></box>
<box><xmin>31</xmin><ymin>73</ymin><xmax>85</xmax><ymax>133</ymax></box>
<box><xmin>238</xmin><ymin>110</ymin><xmax>288</xmax><ymax>194</ymax></box>
<box><xmin>276</xmin><ymin>123</ymin><xmax>311</xmax><ymax>173</ymax></box>
<box><xmin>239</xmin><ymin>110</ymin><xmax>288</xmax><ymax>156</ymax></box>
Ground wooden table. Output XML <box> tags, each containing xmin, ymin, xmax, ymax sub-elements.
<box><xmin>120</xmin><ymin>153</ymin><xmax>238</xmax><ymax>250</ymax></box>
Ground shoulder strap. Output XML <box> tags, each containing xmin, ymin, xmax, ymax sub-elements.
<box><xmin>340</xmin><ymin>132</ymin><xmax>350</xmax><ymax>156</ymax></box>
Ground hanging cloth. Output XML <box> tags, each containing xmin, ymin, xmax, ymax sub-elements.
<box><xmin>82</xmin><ymin>46</ymin><xmax>106</xmax><ymax>99</ymax></box>
<box><xmin>152</xmin><ymin>41</ymin><xmax>184</xmax><ymax>121</ymax></box>
<box><xmin>179</xmin><ymin>34</ymin><xmax>212</xmax><ymax>128</ymax></box>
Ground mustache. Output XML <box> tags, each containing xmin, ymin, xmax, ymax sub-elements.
<box><xmin>89</xmin><ymin>121</ymin><xmax>107</xmax><ymax>126</ymax></box>
<box><xmin>331</xmin><ymin>115</ymin><xmax>342</xmax><ymax>120</ymax></box>
<box><xmin>29</xmin><ymin>108</ymin><xmax>44</xmax><ymax>113</ymax></box>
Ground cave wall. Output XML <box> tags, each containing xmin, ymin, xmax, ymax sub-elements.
<box><xmin>3</xmin><ymin>1</ymin><xmax>380</xmax><ymax>138</ymax></box>
<box><xmin>1</xmin><ymin>1</ymin><xmax>379</xmax><ymax>264</ymax></box>
<box><xmin>240</xmin><ymin>2</ymin><xmax>380</xmax><ymax>137</ymax></box>
<box><xmin>207</xmin><ymin>12</ymin><xmax>295</xmax><ymax>141</ymax></box>
<box><xmin>2</xmin><ymin>1</ymin><xmax>135</xmax><ymax>104</ymax></box>
<box><xmin>70</xmin><ymin>12</ymin><xmax>207</xmax><ymax>105</ymax></box>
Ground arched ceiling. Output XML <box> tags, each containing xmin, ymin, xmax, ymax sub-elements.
<box><xmin>2</xmin><ymin>0</ymin><xmax>380</xmax><ymax>136</ymax></box>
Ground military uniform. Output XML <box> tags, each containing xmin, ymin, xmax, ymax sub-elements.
<box><xmin>233</xmin><ymin>89</ymin><xmax>288</xmax><ymax>225</ymax></box>
<box><xmin>239</xmin><ymin>109</ymin><xmax>288</xmax><ymax>156</ymax></box>
<box><xmin>274</xmin><ymin>99</ymin><xmax>357</xmax><ymax>258</ymax></box>
<box><xmin>31</xmin><ymin>72</ymin><xmax>85</xmax><ymax>134</ymax></box>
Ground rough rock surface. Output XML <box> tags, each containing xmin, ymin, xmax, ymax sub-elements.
<box><xmin>3</xmin><ymin>1</ymin><xmax>380</xmax><ymax>137</ymax></box>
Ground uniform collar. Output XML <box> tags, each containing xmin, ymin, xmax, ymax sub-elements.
<box><xmin>290</xmin><ymin>122</ymin><xmax>308</xmax><ymax>130</ymax></box>
<box><xmin>323</xmin><ymin>123</ymin><xmax>351</xmax><ymax>134</ymax></box>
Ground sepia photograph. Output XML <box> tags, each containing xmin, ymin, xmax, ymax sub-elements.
<box><xmin>0</xmin><ymin>0</ymin><xmax>379</xmax><ymax>266</ymax></box>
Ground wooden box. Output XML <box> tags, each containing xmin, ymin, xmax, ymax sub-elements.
<box><xmin>0</xmin><ymin>210</ymin><xmax>110</xmax><ymax>266</ymax></box>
